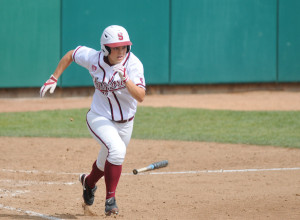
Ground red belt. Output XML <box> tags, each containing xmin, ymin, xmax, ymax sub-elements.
<box><xmin>114</xmin><ymin>116</ymin><xmax>134</xmax><ymax>123</ymax></box>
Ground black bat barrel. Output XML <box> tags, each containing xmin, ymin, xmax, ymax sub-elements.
<box><xmin>152</xmin><ymin>160</ymin><xmax>168</xmax><ymax>169</ymax></box>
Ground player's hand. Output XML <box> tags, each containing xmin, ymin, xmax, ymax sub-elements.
<box><xmin>113</xmin><ymin>64</ymin><xmax>129</xmax><ymax>83</ymax></box>
<box><xmin>40</xmin><ymin>75</ymin><xmax>57</xmax><ymax>97</ymax></box>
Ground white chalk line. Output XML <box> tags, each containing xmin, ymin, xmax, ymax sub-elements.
<box><xmin>1</xmin><ymin>167</ymin><xmax>300</xmax><ymax>177</ymax></box>
<box><xmin>143</xmin><ymin>167</ymin><xmax>300</xmax><ymax>175</ymax></box>
<box><xmin>1</xmin><ymin>168</ymin><xmax>81</xmax><ymax>176</ymax></box>
<box><xmin>0</xmin><ymin>189</ymin><xmax>30</xmax><ymax>197</ymax></box>
<box><xmin>0</xmin><ymin>204</ymin><xmax>63</xmax><ymax>220</ymax></box>
<box><xmin>1</xmin><ymin>167</ymin><xmax>299</xmax><ymax>219</ymax></box>
<box><xmin>0</xmin><ymin>180</ymin><xmax>76</xmax><ymax>198</ymax></box>
<box><xmin>4</xmin><ymin>167</ymin><xmax>297</xmax><ymax>195</ymax></box>
<box><xmin>0</xmin><ymin>179</ymin><xmax>77</xmax><ymax>186</ymax></box>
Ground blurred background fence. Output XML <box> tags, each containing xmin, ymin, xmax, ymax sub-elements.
<box><xmin>0</xmin><ymin>0</ymin><xmax>299</xmax><ymax>89</ymax></box>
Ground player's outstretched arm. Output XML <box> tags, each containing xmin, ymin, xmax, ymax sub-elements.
<box><xmin>52</xmin><ymin>50</ymin><xmax>74</xmax><ymax>79</ymax></box>
<box><xmin>40</xmin><ymin>50</ymin><xmax>74</xmax><ymax>97</ymax></box>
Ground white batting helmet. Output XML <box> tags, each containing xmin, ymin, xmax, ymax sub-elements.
<box><xmin>100</xmin><ymin>25</ymin><xmax>132</xmax><ymax>56</ymax></box>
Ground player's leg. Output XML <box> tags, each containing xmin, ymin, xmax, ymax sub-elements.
<box><xmin>86</xmin><ymin>160</ymin><xmax>105</xmax><ymax>189</ymax></box>
<box><xmin>84</xmin><ymin>112</ymin><xmax>113</xmax><ymax>189</ymax></box>
<box><xmin>102</xmin><ymin>120</ymin><xmax>134</xmax><ymax>215</ymax></box>
<box><xmin>103</xmin><ymin>119</ymin><xmax>134</xmax><ymax>197</ymax></box>
<box><xmin>85</xmin><ymin>110</ymin><xmax>132</xmax><ymax>215</ymax></box>
<box><xmin>92</xmin><ymin>122</ymin><xmax>125</xmax><ymax>215</ymax></box>
<box><xmin>114</xmin><ymin>119</ymin><xmax>134</xmax><ymax>147</ymax></box>
<box><xmin>79</xmin><ymin>142</ymin><xmax>106</xmax><ymax>205</ymax></box>
<box><xmin>79</xmin><ymin>111</ymin><xmax>107</xmax><ymax>205</ymax></box>
<box><xmin>85</xmin><ymin>125</ymin><xmax>108</xmax><ymax>189</ymax></box>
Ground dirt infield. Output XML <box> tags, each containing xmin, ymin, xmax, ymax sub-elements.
<box><xmin>1</xmin><ymin>91</ymin><xmax>300</xmax><ymax>219</ymax></box>
<box><xmin>1</xmin><ymin>91</ymin><xmax>300</xmax><ymax>112</ymax></box>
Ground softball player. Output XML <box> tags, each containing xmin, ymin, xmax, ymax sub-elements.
<box><xmin>40</xmin><ymin>25</ymin><xmax>146</xmax><ymax>216</ymax></box>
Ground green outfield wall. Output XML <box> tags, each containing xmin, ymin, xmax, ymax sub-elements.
<box><xmin>171</xmin><ymin>0</ymin><xmax>277</xmax><ymax>84</ymax></box>
<box><xmin>61</xmin><ymin>0</ymin><xmax>169</xmax><ymax>87</ymax></box>
<box><xmin>0</xmin><ymin>0</ymin><xmax>60</xmax><ymax>88</ymax></box>
<box><xmin>0</xmin><ymin>0</ymin><xmax>299</xmax><ymax>88</ymax></box>
<box><xmin>278</xmin><ymin>0</ymin><xmax>300</xmax><ymax>82</ymax></box>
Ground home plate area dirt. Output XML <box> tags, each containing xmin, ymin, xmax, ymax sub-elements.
<box><xmin>1</xmin><ymin>91</ymin><xmax>300</xmax><ymax>219</ymax></box>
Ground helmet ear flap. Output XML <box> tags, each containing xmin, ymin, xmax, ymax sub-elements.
<box><xmin>105</xmin><ymin>46</ymin><xmax>111</xmax><ymax>55</ymax></box>
<box><xmin>101</xmin><ymin>44</ymin><xmax>110</xmax><ymax>56</ymax></box>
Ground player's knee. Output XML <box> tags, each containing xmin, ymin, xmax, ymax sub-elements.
<box><xmin>96</xmin><ymin>158</ymin><xmax>105</xmax><ymax>171</ymax></box>
<box><xmin>108</xmin><ymin>145</ymin><xmax>126</xmax><ymax>165</ymax></box>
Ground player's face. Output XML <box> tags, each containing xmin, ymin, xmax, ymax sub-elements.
<box><xmin>108</xmin><ymin>46</ymin><xmax>127</xmax><ymax>65</ymax></box>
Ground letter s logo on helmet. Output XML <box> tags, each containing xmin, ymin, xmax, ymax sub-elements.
<box><xmin>100</xmin><ymin>25</ymin><xmax>132</xmax><ymax>56</ymax></box>
<box><xmin>118</xmin><ymin>33</ymin><xmax>123</xmax><ymax>40</ymax></box>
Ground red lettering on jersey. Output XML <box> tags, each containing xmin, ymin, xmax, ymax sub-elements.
<box><xmin>140</xmin><ymin>78</ymin><xmax>144</xmax><ymax>84</ymax></box>
<box><xmin>118</xmin><ymin>33</ymin><xmax>123</xmax><ymax>40</ymax></box>
<box><xmin>92</xmin><ymin>65</ymin><xmax>97</xmax><ymax>71</ymax></box>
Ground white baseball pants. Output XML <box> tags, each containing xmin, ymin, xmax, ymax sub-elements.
<box><xmin>86</xmin><ymin>110</ymin><xmax>134</xmax><ymax>171</ymax></box>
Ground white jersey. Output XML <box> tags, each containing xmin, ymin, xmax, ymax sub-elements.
<box><xmin>72</xmin><ymin>46</ymin><xmax>146</xmax><ymax>121</ymax></box>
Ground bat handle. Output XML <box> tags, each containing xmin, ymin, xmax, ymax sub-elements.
<box><xmin>133</xmin><ymin>167</ymin><xmax>148</xmax><ymax>175</ymax></box>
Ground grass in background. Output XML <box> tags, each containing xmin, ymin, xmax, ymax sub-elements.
<box><xmin>0</xmin><ymin>109</ymin><xmax>89</xmax><ymax>138</ymax></box>
<box><xmin>134</xmin><ymin>107</ymin><xmax>300</xmax><ymax>148</ymax></box>
<box><xmin>0</xmin><ymin>107</ymin><xmax>300</xmax><ymax>148</ymax></box>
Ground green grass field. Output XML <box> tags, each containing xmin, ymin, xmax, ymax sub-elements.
<box><xmin>0</xmin><ymin>107</ymin><xmax>300</xmax><ymax>148</ymax></box>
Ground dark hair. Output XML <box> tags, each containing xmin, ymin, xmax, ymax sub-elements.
<box><xmin>105</xmin><ymin>45</ymin><xmax>130</xmax><ymax>55</ymax></box>
<box><xmin>105</xmin><ymin>46</ymin><xmax>111</xmax><ymax>54</ymax></box>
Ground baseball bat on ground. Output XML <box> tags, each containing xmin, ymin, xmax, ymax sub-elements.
<box><xmin>133</xmin><ymin>160</ymin><xmax>168</xmax><ymax>175</ymax></box>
